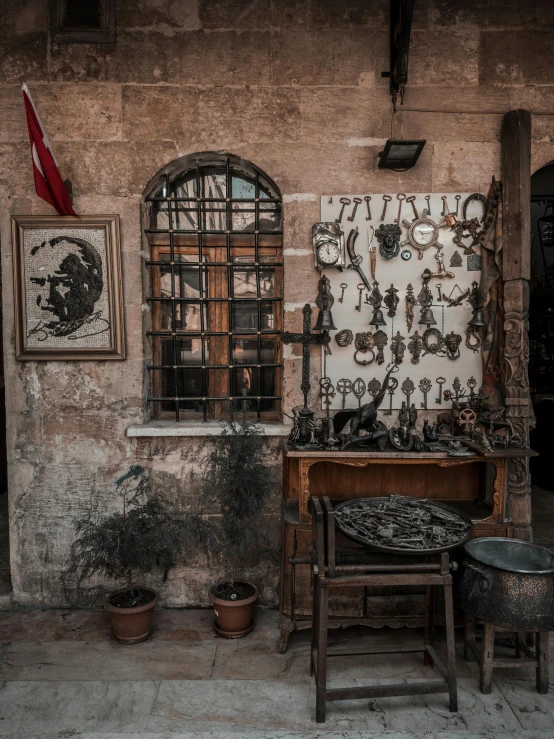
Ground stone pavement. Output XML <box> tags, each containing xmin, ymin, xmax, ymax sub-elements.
<box><xmin>0</xmin><ymin>608</ymin><xmax>552</xmax><ymax>738</ymax></box>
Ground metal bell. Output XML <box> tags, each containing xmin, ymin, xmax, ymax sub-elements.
<box><xmin>418</xmin><ymin>307</ymin><xmax>437</xmax><ymax>326</ymax></box>
<box><xmin>468</xmin><ymin>308</ymin><xmax>486</xmax><ymax>328</ymax></box>
<box><xmin>314</xmin><ymin>309</ymin><xmax>337</xmax><ymax>331</ymax></box>
<box><xmin>369</xmin><ymin>308</ymin><xmax>387</xmax><ymax>327</ymax></box>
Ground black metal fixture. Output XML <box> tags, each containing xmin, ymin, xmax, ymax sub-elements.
<box><xmin>538</xmin><ymin>204</ymin><xmax>554</xmax><ymax>247</ymax></box>
<box><xmin>378</xmin><ymin>139</ymin><xmax>426</xmax><ymax>171</ymax></box>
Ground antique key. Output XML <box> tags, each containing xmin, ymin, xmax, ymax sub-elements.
<box><xmin>336</xmin><ymin>378</ymin><xmax>353</xmax><ymax>409</ymax></box>
<box><xmin>419</xmin><ymin>378</ymin><xmax>432</xmax><ymax>409</ymax></box>
<box><xmin>355</xmin><ymin>282</ymin><xmax>365</xmax><ymax>311</ymax></box>
<box><xmin>385</xmin><ymin>376</ymin><xmax>398</xmax><ymax>415</ymax></box>
<box><xmin>338</xmin><ymin>282</ymin><xmax>347</xmax><ymax>303</ymax></box>
<box><xmin>352</xmin><ymin>377</ymin><xmax>366</xmax><ymax>407</ymax></box>
<box><xmin>425</xmin><ymin>195</ymin><xmax>431</xmax><ymax>215</ymax></box>
<box><xmin>348</xmin><ymin>197</ymin><xmax>362</xmax><ymax>221</ymax></box>
<box><xmin>401</xmin><ymin>376</ymin><xmax>415</xmax><ymax>406</ymax></box>
<box><xmin>364</xmin><ymin>195</ymin><xmax>372</xmax><ymax>220</ymax></box>
<box><xmin>467</xmin><ymin>376</ymin><xmax>477</xmax><ymax>400</ymax></box>
<box><xmin>381</xmin><ymin>194</ymin><xmax>392</xmax><ymax>220</ymax></box>
<box><xmin>455</xmin><ymin>194</ymin><xmax>461</xmax><ymax>216</ymax></box>
<box><xmin>435</xmin><ymin>376</ymin><xmax>446</xmax><ymax>404</ymax></box>
<box><xmin>441</xmin><ymin>195</ymin><xmax>450</xmax><ymax>216</ymax></box>
<box><xmin>395</xmin><ymin>193</ymin><xmax>406</xmax><ymax>223</ymax></box>
<box><xmin>436</xmin><ymin>283</ymin><xmax>443</xmax><ymax>301</ymax></box>
<box><xmin>336</xmin><ymin>197</ymin><xmax>351</xmax><ymax>223</ymax></box>
<box><xmin>406</xmin><ymin>195</ymin><xmax>419</xmax><ymax>220</ymax></box>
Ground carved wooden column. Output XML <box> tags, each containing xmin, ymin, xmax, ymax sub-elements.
<box><xmin>501</xmin><ymin>109</ymin><xmax>534</xmax><ymax>539</ymax></box>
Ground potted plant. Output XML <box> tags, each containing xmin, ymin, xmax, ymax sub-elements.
<box><xmin>204</xmin><ymin>414</ymin><xmax>273</xmax><ymax>638</ymax></box>
<box><xmin>63</xmin><ymin>465</ymin><xmax>206</xmax><ymax>644</ymax></box>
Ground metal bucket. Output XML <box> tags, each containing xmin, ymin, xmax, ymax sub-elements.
<box><xmin>454</xmin><ymin>537</ymin><xmax>554</xmax><ymax>631</ymax></box>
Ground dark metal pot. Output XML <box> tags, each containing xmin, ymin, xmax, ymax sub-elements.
<box><xmin>454</xmin><ymin>537</ymin><xmax>554</xmax><ymax>631</ymax></box>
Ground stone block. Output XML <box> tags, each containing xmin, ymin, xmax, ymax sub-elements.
<box><xmin>271</xmin><ymin>29</ymin><xmax>373</xmax><ymax>86</ymax></box>
<box><xmin>0</xmin><ymin>32</ymin><xmax>48</xmax><ymax>83</ymax></box>
<box><xmin>199</xmin><ymin>0</ymin><xmax>272</xmax><ymax>29</ymax></box>
<box><xmin>55</xmin><ymin>141</ymin><xmax>178</xmax><ymax>197</ymax></box>
<box><xmin>237</xmin><ymin>143</ymin><xmax>353</xmax><ymax>194</ymax></box>
<box><xmin>480</xmin><ymin>31</ymin><xmax>554</xmax><ymax>87</ymax></box>
<box><xmin>272</xmin><ymin>0</ymin><xmax>308</xmax><ymax>29</ymax></box>
<box><xmin>403</xmin><ymin>85</ymin><xmax>510</xmax><ymax>113</ymax></box>
<box><xmin>429</xmin><ymin>0</ymin><xmax>536</xmax><ymax>29</ymax></box>
<box><xmin>179</xmin><ymin>31</ymin><xmax>272</xmax><ymax>86</ymax></box>
<box><xmin>283</xmin><ymin>252</ymin><xmax>318</xmax><ymax>305</ymax></box>
<box><xmin>71</xmin><ymin>195</ymin><xmax>142</xmax><ymax>253</ymax></box>
<box><xmin>511</xmin><ymin>86</ymin><xmax>554</xmax><ymax>114</ymax></box>
<box><xmin>531</xmin><ymin>142</ymin><xmax>554</xmax><ymax>175</ymax></box>
<box><xmin>1</xmin><ymin>0</ymin><xmax>48</xmax><ymax>31</ymax></box>
<box><xmin>400</xmin><ymin>111</ymin><xmax>501</xmax><ymax>143</ymax></box>
<box><xmin>308</xmin><ymin>0</ymin><xmax>390</xmax><ymax>30</ymax></box>
<box><xmin>0</xmin><ymin>88</ymin><xmax>27</xmax><ymax>143</ymax></box>
<box><xmin>432</xmin><ymin>142</ymin><xmax>501</xmax><ymax>192</ymax></box>
<box><xmin>118</xmin><ymin>0</ymin><xmax>202</xmax><ymax>29</ymax></box>
<box><xmin>122</xmin><ymin>86</ymin><xmax>301</xmax><ymax>146</ymax></box>
<box><xmin>532</xmin><ymin>115</ymin><xmax>554</xmax><ymax>144</ymax></box>
<box><xmin>282</xmin><ymin>198</ymin><xmax>319</xmax><ymax>251</ymax></box>
<box><xmin>299</xmin><ymin>87</ymin><xmax>390</xmax><ymax>143</ymax></box>
<box><xmin>40</xmin><ymin>411</ymin><xmax>132</xmax><ymax>465</ymax></box>
<box><xmin>30</xmin><ymin>85</ymin><xmax>122</xmax><ymax>142</ymax></box>
<box><xmin>348</xmin><ymin>142</ymin><xmax>433</xmax><ymax>194</ymax></box>
<box><xmin>0</xmin><ymin>143</ymin><xmax>35</xmax><ymax>198</ymax></box>
<box><xmin>50</xmin><ymin>30</ymin><xmax>181</xmax><ymax>84</ymax></box>
<box><xmin>410</xmin><ymin>30</ymin><xmax>479</xmax><ymax>86</ymax></box>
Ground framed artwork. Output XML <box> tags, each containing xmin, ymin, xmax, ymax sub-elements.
<box><xmin>12</xmin><ymin>214</ymin><xmax>125</xmax><ymax>360</ymax></box>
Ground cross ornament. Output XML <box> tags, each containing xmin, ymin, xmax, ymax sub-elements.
<box><xmin>281</xmin><ymin>303</ymin><xmax>331</xmax><ymax>412</ymax></box>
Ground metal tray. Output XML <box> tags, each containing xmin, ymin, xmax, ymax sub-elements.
<box><xmin>334</xmin><ymin>496</ymin><xmax>474</xmax><ymax>555</ymax></box>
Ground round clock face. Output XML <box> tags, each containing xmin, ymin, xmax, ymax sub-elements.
<box><xmin>412</xmin><ymin>220</ymin><xmax>437</xmax><ymax>246</ymax></box>
<box><xmin>317</xmin><ymin>242</ymin><xmax>340</xmax><ymax>265</ymax></box>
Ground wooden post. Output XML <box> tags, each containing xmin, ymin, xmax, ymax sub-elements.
<box><xmin>500</xmin><ymin>110</ymin><xmax>534</xmax><ymax>539</ymax></box>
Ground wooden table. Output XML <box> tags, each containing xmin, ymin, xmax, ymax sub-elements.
<box><xmin>279</xmin><ymin>443</ymin><xmax>536</xmax><ymax>651</ymax></box>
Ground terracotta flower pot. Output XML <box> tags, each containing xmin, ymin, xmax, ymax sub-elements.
<box><xmin>212</xmin><ymin>582</ymin><xmax>258</xmax><ymax>638</ymax></box>
<box><xmin>106</xmin><ymin>587</ymin><xmax>158</xmax><ymax>644</ymax></box>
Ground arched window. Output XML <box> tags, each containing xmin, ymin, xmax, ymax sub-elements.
<box><xmin>143</xmin><ymin>153</ymin><xmax>283</xmax><ymax>422</ymax></box>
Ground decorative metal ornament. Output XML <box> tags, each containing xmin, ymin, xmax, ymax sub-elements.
<box><xmin>421</xmin><ymin>246</ymin><xmax>455</xmax><ymax>281</ymax></box>
<box><xmin>450</xmin><ymin>250</ymin><xmax>463</xmax><ymax>268</ymax></box>
<box><xmin>409</xmin><ymin>403</ymin><xmax>418</xmax><ymax>429</ymax></box>
<box><xmin>388</xmin><ymin>401</ymin><xmax>413</xmax><ymax>451</ymax></box>
<box><xmin>367</xmin><ymin>377</ymin><xmax>382</xmax><ymax>400</ymax></box>
<box><xmin>314</xmin><ymin>274</ymin><xmax>337</xmax><ymax>331</ymax></box>
<box><xmin>419</xmin><ymin>378</ymin><xmax>432</xmax><ymax>409</ymax></box>
<box><xmin>401</xmin><ymin>249</ymin><xmax>412</xmax><ymax>261</ymax></box>
<box><xmin>417</xmin><ymin>280</ymin><xmax>437</xmax><ymax>327</ymax></box>
<box><xmin>401</xmin><ymin>377</ymin><xmax>415</xmax><ymax>405</ymax></box>
<box><xmin>319</xmin><ymin>376</ymin><xmax>335</xmax><ymax>416</ymax></box>
<box><xmin>391</xmin><ymin>330</ymin><xmax>406</xmax><ymax>364</ymax></box>
<box><xmin>375</xmin><ymin>223</ymin><xmax>402</xmax><ymax>260</ymax></box>
<box><xmin>366</xmin><ymin>280</ymin><xmax>387</xmax><ymax>327</ymax></box>
<box><xmin>373</xmin><ymin>329</ymin><xmax>388</xmax><ymax>365</ymax></box>
<box><xmin>384</xmin><ymin>284</ymin><xmax>399</xmax><ymax>317</ymax></box>
<box><xmin>465</xmin><ymin>326</ymin><xmax>482</xmax><ymax>353</ymax></box>
<box><xmin>352</xmin><ymin>377</ymin><xmax>366</xmax><ymax>407</ymax></box>
<box><xmin>458</xmin><ymin>408</ymin><xmax>477</xmax><ymax>434</ymax></box>
<box><xmin>405</xmin><ymin>283</ymin><xmax>416</xmax><ymax>332</ymax></box>
<box><xmin>444</xmin><ymin>283</ymin><xmax>470</xmax><ymax>307</ymax></box>
<box><xmin>335</xmin><ymin>328</ymin><xmax>354</xmax><ymax>347</ymax></box>
<box><xmin>401</xmin><ymin>210</ymin><xmax>441</xmax><ymax>259</ymax></box>
<box><xmin>353</xmin><ymin>331</ymin><xmax>375</xmax><ymax>366</ymax></box>
<box><xmin>385</xmin><ymin>376</ymin><xmax>398</xmax><ymax>415</ymax></box>
<box><xmin>444</xmin><ymin>331</ymin><xmax>462</xmax><ymax>360</ymax></box>
<box><xmin>336</xmin><ymin>378</ymin><xmax>353</xmax><ymax>409</ymax></box>
<box><xmin>467</xmin><ymin>253</ymin><xmax>482</xmax><ymax>271</ymax></box>
<box><xmin>408</xmin><ymin>330</ymin><xmax>424</xmax><ymax>364</ymax></box>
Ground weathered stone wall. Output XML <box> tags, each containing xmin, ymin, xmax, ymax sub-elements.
<box><xmin>1</xmin><ymin>0</ymin><xmax>554</xmax><ymax>607</ymax></box>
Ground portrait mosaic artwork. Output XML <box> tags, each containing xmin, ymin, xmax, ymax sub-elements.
<box><xmin>12</xmin><ymin>215</ymin><xmax>125</xmax><ymax>360</ymax></box>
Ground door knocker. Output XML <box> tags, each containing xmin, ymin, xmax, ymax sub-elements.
<box><xmin>423</xmin><ymin>327</ymin><xmax>445</xmax><ymax>356</ymax></box>
<box><xmin>391</xmin><ymin>331</ymin><xmax>406</xmax><ymax>364</ymax></box>
<box><xmin>465</xmin><ymin>326</ymin><xmax>482</xmax><ymax>353</ymax></box>
<box><xmin>335</xmin><ymin>329</ymin><xmax>354</xmax><ymax>347</ymax></box>
<box><xmin>444</xmin><ymin>331</ymin><xmax>462</xmax><ymax>360</ymax></box>
<box><xmin>373</xmin><ymin>329</ymin><xmax>388</xmax><ymax>365</ymax></box>
<box><xmin>353</xmin><ymin>331</ymin><xmax>375</xmax><ymax>365</ymax></box>
<box><xmin>375</xmin><ymin>223</ymin><xmax>402</xmax><ymax>260</ymax></box>
<box><xmin>408</xmin><ymin>330</ymin><xmax>424</xmax><ymax>364</ymax></box>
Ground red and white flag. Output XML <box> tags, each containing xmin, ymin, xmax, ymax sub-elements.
<box><xmin>22</xmin><ymin>82</ymin><xmax>77</xmax><ymax>217</ymax></box>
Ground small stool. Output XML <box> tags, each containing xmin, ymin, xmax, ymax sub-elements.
<box><xmin>464</xmin><ymin>613</ymin><xmax>549</xmax><ymax>694</ymax></box>
<box><xmin>310</xmin><ymin>496</ymin><xmax>458</xmax><ymax>723</ymax></box>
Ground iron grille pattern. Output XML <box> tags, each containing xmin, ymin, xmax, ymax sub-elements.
<box><xmin>145</xmin><ymin>156</ymin><xmax>283</xmax><ymax>422</ymax></box>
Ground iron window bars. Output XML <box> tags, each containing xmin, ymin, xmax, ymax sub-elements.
<box><xmin>145</xmin><ymin>156</ymin><xmax>283</xmax><ymax>422</ymax></box>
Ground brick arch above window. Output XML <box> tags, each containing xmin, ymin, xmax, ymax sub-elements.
<box><xmin>142</xmin><ymin>153</ymin><xmax>283</xmax><ymax>423</ymax></box>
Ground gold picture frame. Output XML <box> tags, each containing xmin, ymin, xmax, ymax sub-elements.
<box><xmin>12</xmin><ymin>214</ymin><xmax>125</xmax><ymax>360</ymax></box>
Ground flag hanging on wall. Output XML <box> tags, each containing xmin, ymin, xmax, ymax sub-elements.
<box><xmin>22</xmin><ymin>83</ymin><xmax>77</xmax><ymax>217</ymax></box>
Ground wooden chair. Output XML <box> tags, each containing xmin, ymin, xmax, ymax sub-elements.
<box><xmin>310</xmin><ymin>495</ymin><xmax>458</xmax><ymax>723</ymax></box>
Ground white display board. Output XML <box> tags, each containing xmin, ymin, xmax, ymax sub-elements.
<box><xmin>320</xmin><ymin>193</ymin><xmax>484</xmax><ymax>411</ymax></box>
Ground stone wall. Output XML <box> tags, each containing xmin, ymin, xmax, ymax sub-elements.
<box><xmin>1</xmin><ymin>0</ymin><xmax>554</xmax><ymax>607</ymax></box>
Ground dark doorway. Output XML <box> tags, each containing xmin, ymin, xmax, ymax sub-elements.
<box><xmin>529</xmin><ymin>162</ymin><xmax>554</xmax><ymax>547</ymax></box>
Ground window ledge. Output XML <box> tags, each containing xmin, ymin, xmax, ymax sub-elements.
<box><xmin>126</xmin><ymin>420</ymin><xmax>292</xmax><ymax>438</ymax></box>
